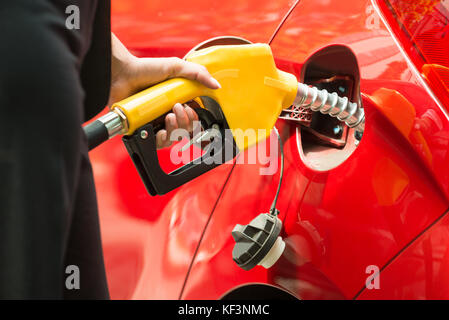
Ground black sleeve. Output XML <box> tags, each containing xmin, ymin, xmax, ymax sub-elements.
<box><xmin>80</xmin><ymin>0</ymin><xmax>112</xmax><ymax>121</ymax></box>
<box><xmin>0</xmin><ymin>0</ymin><xmax>110</xmax><ymax>299</ymax></box>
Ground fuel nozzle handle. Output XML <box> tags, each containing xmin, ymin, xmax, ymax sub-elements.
<box><xmin>295</xmin><ymin>83</ymin><xmax>365</xmax><ymax>133</ymax></box>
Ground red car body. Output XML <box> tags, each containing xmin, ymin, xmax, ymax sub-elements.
<box><xmin>89</xmin><ymin>0</ymin><xmax>449</xmax><ymax>299</ymax></box>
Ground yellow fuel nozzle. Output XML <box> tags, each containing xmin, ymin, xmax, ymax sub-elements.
<box><xmin>109</xmin><ymin>43</ymin><xmax>298</xmax><ymax>151</ymax></box>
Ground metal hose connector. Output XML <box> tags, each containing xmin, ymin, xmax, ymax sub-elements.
<box><xmin>294</xmin><ymin>83</ymin><xmax>365</xmax><ymax>133</ymax></box>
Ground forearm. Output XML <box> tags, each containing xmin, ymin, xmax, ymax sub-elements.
<box><xmin>111</xmin><ymin>33</ymin><xmax>136</xmax><ymax>86</ymax></box>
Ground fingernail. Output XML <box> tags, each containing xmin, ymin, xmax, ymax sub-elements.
<box><xmin>211</xmin><ymin>78</ymin><xmax>221</xmax><ymax>89</ymax></box>
<box><xmin>161</xmin><ymin>130</ymin><xmax>167</xmax><ymax>142</ymax></box>
<box><xmin>170</xmin><ymin>115</ymin><xmax>177</xmax><ymax>126</ymax></box>
<box><xmin>166</xmin><ymin>114</ymin><xmax>174</xmax><ymax>127</ymax></box>
<box><xmin>173</xmin><ymin>103</ymin><xmax>182</xmax><ymax>115</ymax></box>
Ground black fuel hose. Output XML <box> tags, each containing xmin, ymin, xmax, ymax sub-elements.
<box><xmin>83</xmin><ymin>120</ymin><xmax>109</xmax><ymax>151</ymax></box>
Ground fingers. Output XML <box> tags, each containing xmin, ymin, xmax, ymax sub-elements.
<box><xmin>173</xmin><ymin>103</ymin><xmax>190</xmax><ymax>131</ymax></box>
<box><xmin>185</xmin><ymin>105</ymin><xmax>199</xmax><ymax>124</ymax></box>
<box><xmin>156</xmin><ymin>104</ymin><xmax>200</xmax><ymax>149</ymax></box>
<box><xmin>156</xmin><ymin>113</ymin><xmax>178</xmax><ymax>149</ymax></box>
<box><xmin>170</xmin><ymin>58</ymin><xmax>221</xmax><ymax>89</ymax></box>
<box><xmin>155</xmin><ymin>129</ymin><xmax>168</xmax><ymax>149</ymax></box>
<box><xmin>173</xmin><ymin>103</ymin><xmax>200</xmax><ymax>131</ymax></box>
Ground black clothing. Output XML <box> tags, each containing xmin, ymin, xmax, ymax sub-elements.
<box><xmin>0</xmin><ymin>0</ymin><xmax>111</xmax><ymax>299</ymax></box>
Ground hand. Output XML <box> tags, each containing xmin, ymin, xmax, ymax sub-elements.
<box><xmin>109</xmin><ymin>34</ymin><xmax>220</xmax><ymax>149</ymax></box>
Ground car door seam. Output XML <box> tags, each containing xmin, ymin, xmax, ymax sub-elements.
<box><xmin>268</xmin><ymin>0</ymin><xmax>301</xmax><ymax>45</ymax></box>
<box><xmin>178</xmin><ymin>160</ymin><xmax>238</xmax><ymax>299</ymax></box>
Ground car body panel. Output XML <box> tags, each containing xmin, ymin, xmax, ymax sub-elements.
<box><xmin>111</xmin><ymin>0</ymin><xmax>298</xmax><ymax>57</ymax></box>
<box><xmin>182</xmin><ymin>0</ymin><xmax>449</xmax><ymax>299</ymax></box>
<box><xmin>181</xmin><ymin>98</ymin><xmax>448</xmax><ymax>299</ymax></box>
<box><xmin>92</xmin><ymin>0</ymin><xmax>449</xmax><ymax>299</ymax></box>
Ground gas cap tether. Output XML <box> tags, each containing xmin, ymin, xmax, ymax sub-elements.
<box><xmin>231</xmin><ymin>127</ymin><xmax>286</xmax><ymax>271</ymax></box>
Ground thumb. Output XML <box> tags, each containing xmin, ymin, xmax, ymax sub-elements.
<box><xmin>169</xmin><ymin>58</ymin><xmax>221</xmax><ymax>89</ymax></box>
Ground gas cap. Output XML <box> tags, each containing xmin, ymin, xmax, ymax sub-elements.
<box><xmin>232</xmin><ymin>213</ymin><xmax>285</xmax><ymax>270</ymax></box>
